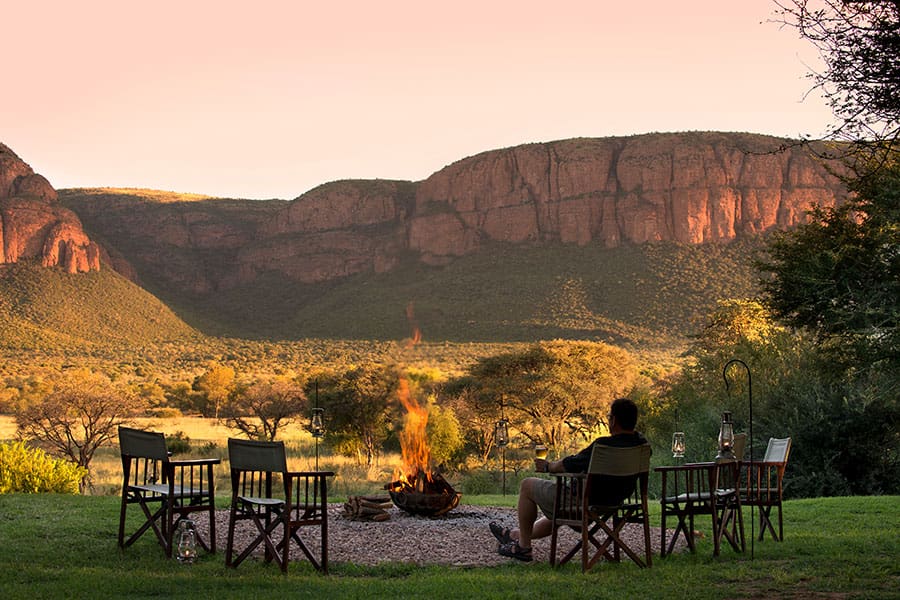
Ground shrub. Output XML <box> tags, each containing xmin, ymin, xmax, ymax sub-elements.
<box><xmin>0</xmin><ymin>442</ymin><xmax>87</xmax><ymax>494</ymax></box>
<box><xmin>164</xmin><ymin>431</ymin><xmax>192</xmax><ymax>455</ymax></box>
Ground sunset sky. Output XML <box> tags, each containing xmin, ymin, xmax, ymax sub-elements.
<box><xmin>3</xmin><ymin>0</ymin><xmax>832</xmax><ymax>200</ymax></box>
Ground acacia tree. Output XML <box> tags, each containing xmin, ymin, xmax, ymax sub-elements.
<box><xmin>223</xmin><ymin>378</ymin><xmax>306</xmax><ymax>441</ymax></box>
<box><xmin>15</xmin><ymin>369</ymin><xmax>143</xmax><ymax>492</ymax></box>
<box><xmin>442</xmin><ymin>384</ymin><xmax>503</xmax><ymax>465</ymax></box>
<box><xmin>775</xmin><ymin>1</ymin><xmax>900</xmax><ymax>166</ymax></box>
<box><xmin>313</xmin><ymin>364</ymin><xmax>397</xmax><ymax>466</ymax></box>
<box><xmin>464</xmin><ymin>341</ymin><xmax>639</xmax><ymax>455</ymax></box>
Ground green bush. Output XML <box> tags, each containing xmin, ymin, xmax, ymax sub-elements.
<box><xmin>0</xmin><ymin>442</ymin><xmax>86</xmax><ymax>494</ymax></box>
<box><xmin>164</xmin><ymin>431</ymin><xmax>192</xmax><ymax>455</ymax></box>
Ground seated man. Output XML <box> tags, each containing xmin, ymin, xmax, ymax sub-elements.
<box><xmin>490</xmin><ymin>397</ymin><xmax>648</xmax><ymax>562</ymax></box>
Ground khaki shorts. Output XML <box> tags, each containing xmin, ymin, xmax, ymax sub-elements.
<box><xmin>531</xmin><ymin>477</ymin><xmax>557</xmax><ymax>519</ymax></box>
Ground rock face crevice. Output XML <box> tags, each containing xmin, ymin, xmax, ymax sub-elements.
<box><xmin>0</xmin><ymin>144</ymin><xmax>100</xmax><ymax>273</ymax></box>
<box><xmin>57</xmin><ymin>132</ymin><xmax>848</xmax><ymax>293</ymax></box>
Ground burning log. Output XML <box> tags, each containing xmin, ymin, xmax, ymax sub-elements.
<box><xmin>343</xmin><ymin>495</ymin><xmax>393</xmax><ymax>522</ymax></box>
<box><xmin>386</xmin><ymin>470</ymin><xmax>461</xmax><ymax>517</ymax></box>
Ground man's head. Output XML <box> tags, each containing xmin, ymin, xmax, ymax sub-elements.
<box><xmin>609</xmin><ymin>397</ymin><xmax>638</xmax><ymax>432</ymax></box>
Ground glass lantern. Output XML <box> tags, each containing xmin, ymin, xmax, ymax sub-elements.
<box><xmin>716</xmin><ymin>410</ymin><xmax>735</xmax><ymax>461</ymax></box>
<box><xmin>496</xmin><ymin>418</ymin><xmax>509</xmax><ymax>448</ymax></box>
<box><xmin>672</xmin><ymin>431</ymin><xmax>686</xmax><ymax>459</ymax></box>
<box><xmin>175</xmin><ymin>518</ymin><xmax>197</xmax><ymax>564</ymax></box>
<box><xmin>310</xmin><ymin>407</ymin><xmax>326</xmax><ymax>439</ymax></box>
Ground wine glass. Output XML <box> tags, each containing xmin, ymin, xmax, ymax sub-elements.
<box><xmin>534</xmin><ymin>444</ymin><xmax>548</xmax><ymax>460</ymax></box>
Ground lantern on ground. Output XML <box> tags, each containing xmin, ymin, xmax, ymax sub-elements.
<box><xmin>175</xmin><ymin>518</ymin><xmax>197</xmax><ymax>564</ymax></box>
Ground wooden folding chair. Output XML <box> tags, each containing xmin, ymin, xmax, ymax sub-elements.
<box><xmin>225</xmin><ymin>438</ymin><xmax>334</xmax><ymax>573</ymax></box>
<box><xmin>117</xmin><ymin>426</ymin><xmax>219</xmax><ymax>558</ymax></box>
<box><xmin>741</xmin><ymin>437</ymin><xmax>792</xmax><ymax>541</ymax></box>
<box><xmin>657</xmin><ymin>447</ymin><xmax>746</xmax><ymax>558</ymax></box>
<box><xmin>549</xmin><ymin>444</ymin><xmax>653</xmax><ymax>572</ymax></box>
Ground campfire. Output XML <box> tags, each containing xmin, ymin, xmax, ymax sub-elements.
<box><xmin>385</xmin><ymin>371</ymin><xmax>461</xmax><ymax>517</ymax></box>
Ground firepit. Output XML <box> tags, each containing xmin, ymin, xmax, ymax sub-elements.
<box><xmin>386</xmin><ymin>470</ymin><xmax>461</xmax><ymax>517</ymax></box>
<box><xmin>387</xmin><ymin>372</ymin><xmax>463</xmax><ymax>517</ymax></box>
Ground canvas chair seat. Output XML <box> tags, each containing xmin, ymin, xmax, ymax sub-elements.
<box><xmin>549</xmin><ymin>443</ymin><xmax>653</xmax><ymax>572</ymax></box>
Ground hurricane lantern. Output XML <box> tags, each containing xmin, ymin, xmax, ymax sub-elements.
<box><xmin>716</xmin><ymin>410</ymin><xmax>735</xmax><ymax>462</ymax></box>
<box><xmin>672</xmin><ymin>431</ymin><xmax>686</xmax><ymax>458</ymax></box>
<box><xmin>175</xmin><ymin>518</ymin><xmax>197</xmax><ymax>564</ymax></box>
<box><xmin>495</xmin><ymin>418</ymin><xmax>509</xmax><ymax>447</ymax></box>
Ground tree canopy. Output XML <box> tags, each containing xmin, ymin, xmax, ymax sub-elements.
<box><xmin>776</xmin><ymin>0</ymin><xmax>900</xmax><ymax>166</ymax></box>
<box><xmin>758</xmin><ymin>162</ymin><xmax>900</xmax><ymax>369</ymax></box>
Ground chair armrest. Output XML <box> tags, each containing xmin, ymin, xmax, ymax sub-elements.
<box><xmin>286</xmin><ymin>471</ymin><xmax>335</xmax><ymax>477</ymax></box>
<box><xmin>552</xmin><ymin>472</ymin><xmax>586</xmax><ymax>479</ymax></box>
<box><xmin>655</xmin><ymin>462</ymin><xmax>715</xmax><ymax>473</ymax></box>
<box><xmin>167</xmin><ymin>458</ymin><xmax>221</xmax><ymax>466</ymax></box>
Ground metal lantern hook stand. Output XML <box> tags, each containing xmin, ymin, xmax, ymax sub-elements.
<box><xmin>723</xmin><ymin>358</ymin><xmax>754</xmax><ymax>560</ymax></box>
<box><xmin>496</xmin><ymin>400</ymin><xmax>510</xmax><ymax>496</ymax></box>
<box><xmin>310</xmin><ymin>379</ymin><xmax>325</xmax><ymax>471</ymax></box>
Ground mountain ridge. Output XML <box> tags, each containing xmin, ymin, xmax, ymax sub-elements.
<box><xmin>60</xmin><ymin>131</ymin><xmax>848</xmax><ymax>297</ymax></box>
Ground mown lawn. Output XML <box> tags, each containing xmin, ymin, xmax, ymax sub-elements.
<box><xmin>0</xmin><ymin>494</ymin><xmax>896</xmax><ymax>599</ymax></box>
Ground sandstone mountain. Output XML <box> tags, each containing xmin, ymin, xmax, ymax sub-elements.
<box><xmin>0</xmin><ymin>143</ymin><xmax>101</xmax><ymax>273</ymax></box>
<box><xmin>61</xmin><ymin>132</ymin><xmax>847</xmax><ymax>296</ymax></box>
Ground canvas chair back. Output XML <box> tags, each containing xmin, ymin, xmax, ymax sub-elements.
<box><xmin>227</xmin><ymin>438</ymin><xmax>288</xmax><ymax>473</ymax></box>
<box><xmin>763</xmin><ymin>438</ymin><xmax>791</xmax><ymax>464</ymax></box>
<box><xmin>119</xmin><ymin>426</ymin><xmax>168</xmax><ymax>461</ymax></box>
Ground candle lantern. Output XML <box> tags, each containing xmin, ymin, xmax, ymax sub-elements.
<box><xmin>310</xmin><ymin>407</ymin><xmax>325</xmax><ymax>471</ymax></box>
<box><xmin>672</xmin><ymin>431</ymin><xmax>686</xmax><ymax>459</ymax></box>
<box><xmin>716</xmin><ymin>410</ymin><xmax>735</xmax><ymax>462</ymax></box>
<box><xmin>495</xmin><ymin>418</ymin><xmax>509</xmax><ymax>448</ymax></box>
<box><xmin>175</xmin><ymin>518</ymin><xmax>197</xmax><ymax>564</ymax></box>
<box><xmin>496</xmin><ymin>417</ymin><xmax>510</xmax><ymax>496</ymax></box>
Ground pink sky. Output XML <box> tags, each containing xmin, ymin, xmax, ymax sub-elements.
<box><xmin>3</xmin><ymin>0</ymin><xmax>831</xmax><ymax>200</ymax></box>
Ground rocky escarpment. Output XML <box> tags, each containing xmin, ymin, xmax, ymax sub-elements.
<box><xmin>409</xmin><ymin>132</ymin><xmax>846</xmax><ymax>263</ymax></box>
<box><xmin>0</xmin><ymin>144</ymin><xmax>100</xmax><ymax>273</ymax></box>
<box><xmin>62</xmin><ymin>132</ymin><xmax>848</xmax><ymax>292</ymax></box>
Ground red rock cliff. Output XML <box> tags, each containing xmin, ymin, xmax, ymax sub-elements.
<box><xmin>62</xmin><ymin>132</ymin><xmax>848</xmax><ymax>291</ymax></box>
<box><xmin>410</xmin><ymin>132</ymin><xmax>846</xmax><ymax>263</ymax></box>
<box><xmin>0</xmin><ymin>144</ymin><xmax>100</xmax><ymax>273</ymax></box>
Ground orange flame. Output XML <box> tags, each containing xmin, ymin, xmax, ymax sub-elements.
<box><xmin>393</xmin><ymin>375</ymin><xmax>431</xmax><ymax>485</ymax></box>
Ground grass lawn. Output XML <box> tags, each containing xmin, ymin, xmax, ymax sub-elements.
<box><xmin>0</xmin><ymin>494</ymin><xmax>896</xmax><ymax>599</ymax></box>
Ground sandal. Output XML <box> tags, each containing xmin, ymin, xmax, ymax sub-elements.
<box><xmin>498</xmin><ymin>540</ymin><xmax>533</xmax><ymax>562</ymax></box>
<box><xmin>489</xmin><ymin>521</ymin><xmax>513</xmax><ymax>545</ymax></box>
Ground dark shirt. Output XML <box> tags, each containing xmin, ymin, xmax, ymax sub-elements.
<box><xmin>561</xmin><ymin>432</ymin><xmax>649</xmax><ymax>506</ymax></box>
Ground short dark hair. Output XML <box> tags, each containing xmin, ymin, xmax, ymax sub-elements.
<box><xmin>610</xmin><ymin>397</ymin><xmax>638</xmax><ymax>430</ymax></box>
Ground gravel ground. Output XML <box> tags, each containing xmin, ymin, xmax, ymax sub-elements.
<box><xmin>197</xmin><ymin>503</ymin><xmax>685</xmax><ymax>567</ymax></box>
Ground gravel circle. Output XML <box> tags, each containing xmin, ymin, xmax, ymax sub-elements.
<box><xmin>197</xmin><ymin>503</ymin><xmax>685</xmax><ymax>567</ymax></box>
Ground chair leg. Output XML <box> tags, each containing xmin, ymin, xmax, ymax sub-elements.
<box><xmin>777</xmin><ymin>503</ymin><xmax>784</xmax><ymax>541</ymax></box>
<box><xmin>549</xmin><ymin>523</ymin><xmax>559</xmax><ymax>566</ymax></box>
<box><xmin>118</xmin><ymin>494</ymin><xmax>128</xmax><ymax>549</ymax></box>
<box><xmin>642</xmin><ymin>513</ymin><xmax>653</xmax><ymax>567</ymax></box>
<box><xmin>660</xmin><ymin>508</ymin><xmax>668</xmax><ymax>558</ymax></box>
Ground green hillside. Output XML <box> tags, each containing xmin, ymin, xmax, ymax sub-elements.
<box><xmin>0</xmin><ymin>261</ymin><xmax>198</xmax><ymax>351</ymax></box>
<box><xmin>182</xmin><ymin>237</ymin><xmax>764</xmax><ymax>351</ymax></box>
<box><xmin>0</xmin><ymin>236</ymin><xmax>764</xmax><ymax>370</ymax></box>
